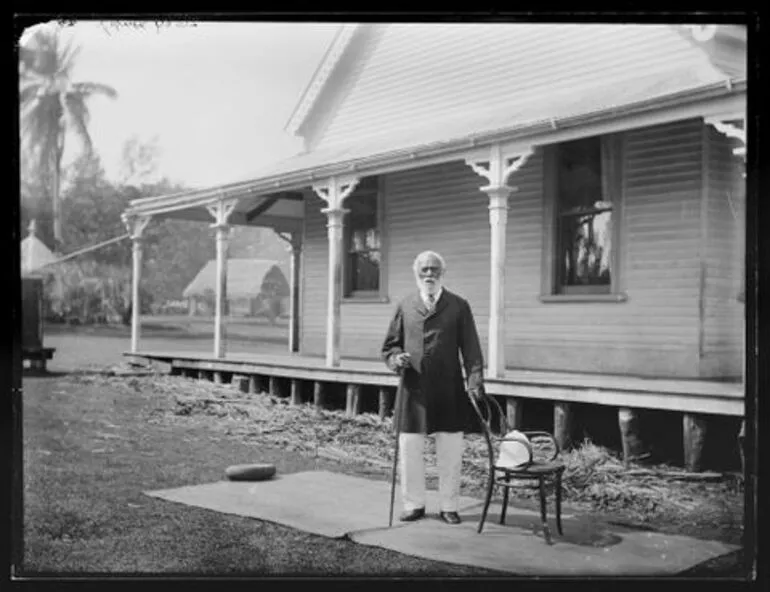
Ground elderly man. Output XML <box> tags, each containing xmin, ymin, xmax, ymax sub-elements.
<box><xmin>381</xmin><ymin>250</ymin><xmax>484</xmax><ymax>525</ymax></box>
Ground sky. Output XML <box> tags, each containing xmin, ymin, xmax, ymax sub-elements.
<box><xmin>21</xmin><ymin>19</ymin><xmax>339</xmax><ymax>189</ymax></box>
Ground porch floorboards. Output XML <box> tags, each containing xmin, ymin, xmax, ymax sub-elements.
<box><xmin>125</xmin><ymin>349</ymin><xmax>744</xmax><ymax>417</ymax></box>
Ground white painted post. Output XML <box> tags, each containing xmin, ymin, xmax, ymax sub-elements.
<box><xmin>206</xmin><ymin>199</ymin><xmax>238</xmax><ymax>359</ymax></box>
<box><xmin>122</xmin><ymin>214</ymin><xmax>151</xmax><ymax>354</ymax></box>
<box><xmin>214</xmin><ymin>225</ymin><xmax>228</xmax><ymax>358</ymax></box>
<box><xmin>289</xmin><ymin>234</ymin><xmax>302</xmax><ymax>353</ymax></box>
<box><xmin>312</xmin><ymin>176</ymin><xmax>359</xmax><ymax>367</ymax></box>
<box><xmin>324</xmin><ymin>208</ymin><xmax>345</xmax><ymax>367</ymax></box>
<box><xmin>487</xmin><ymin>187</ymin><xmax>512</xmax><ymax>377</ymax></box>
<box><xmin>466</xmin><ymin>145</ymin><xmax>532</xmax><ymax>378</ymax></box>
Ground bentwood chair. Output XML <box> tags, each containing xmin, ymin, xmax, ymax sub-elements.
<box><xmin>468</xmin><ymin>391</ymin><xmax>566</xmax><ymax>545</ymax></box>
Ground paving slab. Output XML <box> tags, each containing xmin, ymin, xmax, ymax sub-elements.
<box><xmin>145</xmin><ymin>470</ymin><xmax>480</xmax><ymax>539</ymax></box>
<box><xmin>145</xmin><ymin>470</ymin><xmax>738</xmax><ymax>575</ymax></box>
<box><xmin>351</xmin><ymin>502</ymin><xmax>738</xmax><ymax>576</ymax></box>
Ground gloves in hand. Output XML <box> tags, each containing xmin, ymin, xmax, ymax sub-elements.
<box><xmin>391</xmin><ymin>352</ymin><xmax>411</xmax><ymax>371</ymax></box>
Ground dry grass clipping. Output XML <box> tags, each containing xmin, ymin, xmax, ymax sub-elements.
<box><xmin>67</xmin><ymin>369</ymin><xmax>743</xmax><ymax>526</ymax></box>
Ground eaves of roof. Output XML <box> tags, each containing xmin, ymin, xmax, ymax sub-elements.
<box><xmin>124</xmin><ymin>76</ymin><xmax>746</xmax><ymax>220</ymax></box>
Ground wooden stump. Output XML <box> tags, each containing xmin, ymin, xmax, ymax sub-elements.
<box><xmin>290</xmin><ymin>379</ymin><xmax>302</xmax><ymax>406</ymax></box>
<box><xmin>618</xmin><ymin>407</ymin><xmax>649</xmax><ymax>467</ymax></box>
<box><xmin>313</xmin><ymin>382</ymin><xmax>325</xmax><ymax>410</ymax></box>
<box><xmin>553</xmin><ymin>402</ymin><xmax>575</xmax><ymax>451</ymax></box>
<box><xmin>233</xmin><ymin>375</ymin><xmax>248</xmax><ymax>393</ymax></box>
<box><xmin>248</xmin><ymin>375</ymin><xmax>258</xmax><ymax>395</ymax></box>
<box><xmin>269</xmin><ymin>376</ymin><xmax>281</xmax><ymax>397</ymax></box>
<box><xmin>683</xmin><ymin>413</ymin><xmax>708</xmax><ymax>472</ymax></box>
<box><xmin>506</xmin><ymin>398</ymin><xmax>523</xmax><ymax>430</ymax></box>
<box><xmin>346</xmin><ymin>384</ymin><xmax>361</xmax><ymax>417</ymax></box>
<box><xmin>213</xmin><ymin>371</ymin><xmax>223</xmax><ymax>384</ymax></box>
<box><xmin>198</xmin><ymin>369</ymin><xmax>207</xmax><ymax>381</ymax></box>
<box><xmin>378</xmin><ymin>387</ymin><xmax>392</xmax><ymax>420</ymax></box>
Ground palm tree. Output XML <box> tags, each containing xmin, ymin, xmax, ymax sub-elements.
<box><xmin>19</xmin><ymin>24</ymin><xmax>117</xmax><ymax>250</ymax></box>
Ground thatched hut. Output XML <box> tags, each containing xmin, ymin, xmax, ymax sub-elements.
<box><xmin>183</xmin><ymin>258</ymin><xmax>289</xmax><ymax>319</ymax></box>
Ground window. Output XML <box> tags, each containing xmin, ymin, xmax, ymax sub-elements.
<box><xmin>344</xmin><ymin>176</ymin><xmax>382</xmax><ymax>298</ymax></box>
<box><xmin>545</xmin><ymin>135</ymin><xmax>623</xmax><ymax>298</ymax></box>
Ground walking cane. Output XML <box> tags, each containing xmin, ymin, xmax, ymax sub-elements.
<box><xmin>388</xmin><ymin>362</ymin><xmax>407</xmax><ymax>527</ymax></box>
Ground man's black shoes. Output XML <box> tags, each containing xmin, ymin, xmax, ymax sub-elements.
<box><xmin>399</xmin><ymin>507</ymin><xmax>426</xmax><ymax>522</ymax></box>
<box><xmin>398</xmin><ymin>508</ymin><xmax>461</xmax><ymax>524</ymax></box>
<box><xmin>439</xmin><ymin>511</ymin><xmax>462</xmax><ymax>525</ymax></box>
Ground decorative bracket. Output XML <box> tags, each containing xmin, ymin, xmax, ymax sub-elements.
<box><xmin>705</xmin><ymin>115</ymin><xmax>746</xmax><ymax>158</ymax></box>
<box><xmin>312</xmin><ymin>175</ymin><xmax>360</xmax><ymax>211</ymax></box>
<box><xmin>206</xmin><ymin>197</ymin><xmax>239</xmax><ymax>228</ymax></box>
<box><xmin>465</xmin><ymin>143</ymin><xmax>534</xmax><ymax>189</ymax></box>
<box><xmin>122</xmin><ymin>213</ymin><xmax>151</xmax><ymax>240</ymax></box>
<box><xmin>274</xmin><ymin>229</ymin><xmax>302</xmax><ymax>252</ymax></box>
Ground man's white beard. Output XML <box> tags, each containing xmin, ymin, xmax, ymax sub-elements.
<box><xmin>416</xmin><ymin>277</ymin><xmax>442</xmax><ymax>295</ymax></box>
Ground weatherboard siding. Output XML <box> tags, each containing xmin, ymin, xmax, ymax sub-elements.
<box><xmin>700</xmin><ymin>125</ymin><xmax>744</xmax><ymax>378</ymax></box>
<box><xmin>300</xmin><ymin>161</ymin><xmax>490</xmax><ymax>359</ymax></box>
<box><xmin>504</xmin><ymin>119</ymin><xmax>704</xmax><ymax>377</ymax></box>
<box><xmin>306</xmin><ymin>23</ymin><xmax>720</xmax><ymax>154</ymax></box>
<box><xmin>299</xmin><ymin>119</ymin><xmax>734</xmax><ymax>379</ymax></box>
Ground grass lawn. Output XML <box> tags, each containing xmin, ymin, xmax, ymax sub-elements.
<box><xmin>18</xmin><ymin>329</ymin><xmax>748</xmax><ymax>577</ymax></box>
<box><xmin>44</xmin><ymin>314</ymin><xmax>290</xmax><ymax>345</ymax></box>
<box><xmin>20</xmin><ymin>331</ymin><xmax>502</xmax><ymax>576</ymax></box>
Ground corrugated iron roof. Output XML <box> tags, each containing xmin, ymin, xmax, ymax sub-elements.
<box><xmin>182</xmin><ymin>258</ymin><xmax>287</xmax><ymax>298</ymax></box>
<box><xmin>124</xmin><ymin>23</ymin><xmax>746</xmax><ymax>220</ymax></box>
<box><xmin>239</xmin><ymin>63</ymin><xmax>731</xmax><ymax>180</ymax></box>
<box><xmin>304</xmin><ymin>23</ymin><xmax>740</xmax><ymax>154</ymax></box>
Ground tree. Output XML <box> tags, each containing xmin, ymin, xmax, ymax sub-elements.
<box><xmin>59</xmin><ymin>152</ymin><xmax>135</xmax><ymax>266</ymax></box>
<box><xmin>19</xmin><ymin>23</ymin><xmax>117</xmax><ymax>249</ymax></box>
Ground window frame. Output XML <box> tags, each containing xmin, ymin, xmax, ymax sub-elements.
<box><xmin>342</xmin><ymin>175</ymin><xmax>388</xmax><ymax>302</ymax></box>
<box><xmin>540</xmin><ymin>133</ymin><xmax>627</xmax><ymax>303</ymax></box>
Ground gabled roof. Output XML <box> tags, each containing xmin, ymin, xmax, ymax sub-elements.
<box><xmin>124</xmin><ymin>23</ymin><xmax>747</xmax><ymax>222</ymax></box>
<box><xmin>297</xmin><ymin>23</ymin><xmax>746</xmax><ymax>155</ymax></box>
<box><xmin>243</xmin><ymin>63</ymin><xmax>736</xmax><ymax>179</ymax></box>
<box><xmin>283</xmin><ymin>24</ymin><xmax>360</xmax><ymax>137</ymax></box>
<box><xmin>183</xmin><ymin>259</ymin><xmax>288</xmax><ymax>298</ymax></box>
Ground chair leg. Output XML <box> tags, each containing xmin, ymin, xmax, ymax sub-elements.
<box><xmin>538</xmin><ymin>477</ymin><xmax>552</xmax><ymax>545</ymax></box>
<box><xmin>500</xmin><ymin>474</ymin><xmax>510</xmax><ymax>525</ymax></box>
<box><xmin>555</xmin><ymin>472</ymin><xmax>563</xmax><ymax>536</ymax></box>
<box><xmin>478</xmin><ymin>468</ymin><xmax>495</xmax><ymax>534</ymax></box>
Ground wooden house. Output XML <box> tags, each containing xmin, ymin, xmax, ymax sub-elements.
<box><xmin>121</xmin><ymin>23</ymin><xmax>746</xmax><ymax>470</ymax></box>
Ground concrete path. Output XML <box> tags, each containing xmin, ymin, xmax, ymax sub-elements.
<box><xmin>145</xmin><ymin>470</ymin><xmax>738</xmax><ymax>576</ymax></box>
<box><xmin>146</xmin><ymin>470</ymin><xmax>481</xmax><ymax>538</ymax></box>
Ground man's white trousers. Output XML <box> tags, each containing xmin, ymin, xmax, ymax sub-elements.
<box><xmin>399</xmin><ymin>431</ymin><xmax>464</xmax><ymax>512</ymax></box>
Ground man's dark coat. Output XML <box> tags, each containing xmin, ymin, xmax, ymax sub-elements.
<box><xmin>382</xmin><ymin>289</ymin><xmax>485</xmax><ymax>434</ymax></box>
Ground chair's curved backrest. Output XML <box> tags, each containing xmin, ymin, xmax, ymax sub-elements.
<box><xmin>467</xmin><ymin>390</ymin><xmax>510</xmax><ymax>466</ymax></box>
<box><xmin>467</xmin><ymin>392</ymin><xmax>561</xmax><ymax>468</ymax></box>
